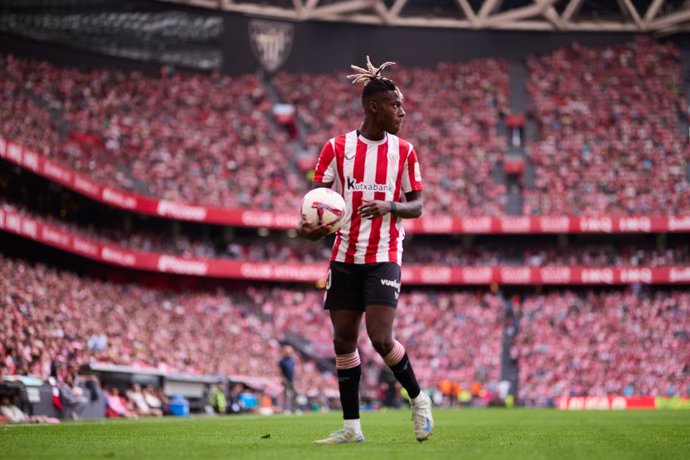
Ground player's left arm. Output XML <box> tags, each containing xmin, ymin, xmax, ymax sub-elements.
<box><xmin>358</xmin><ymin>190</ymin><xmax>422</xmax><ymax>219</ymax></box>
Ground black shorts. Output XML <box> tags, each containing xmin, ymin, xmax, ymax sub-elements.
<box><xmin>324</xmin><ymin>261</ymin><xmax>401</xmax><ymax>311</ymax></box>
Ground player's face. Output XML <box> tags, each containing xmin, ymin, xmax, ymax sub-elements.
<box><xmin>376</xmin><ymin>89</ymin><xmax>405</xmax><ymax>135</ymax></box>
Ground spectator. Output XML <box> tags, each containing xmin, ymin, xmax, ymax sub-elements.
<box><xmin>209</xmin><ymin>383</ymin><xmax>226</xmax><ymax>415</ymax></box>
<box><xmin>142</xmin><ymin>385</ymin><xmax>166</xmax><ymax>415</ymax></box>
<box><xmin>103</xmin><ymin>386</ymin><xmax>137</xmax><ymax>419</ymax></box>
<box><xmin>0</xmin><ymin>395</ymin><xmax>60</xmax><ymax>424</ymax></box>
<box><xmin>58</xmin><ymin>374</ymin><xmax>89</xmax><ymax>420</ymax></box>
<box><xmin>126</xmin><ymin>384</ymin><xmax>163</xmax><ymax>417</ymax></box>
<box><xmin>278</xmin><ymin>346</ymin><xmax>297</xmax><ymax>414</ymax></box>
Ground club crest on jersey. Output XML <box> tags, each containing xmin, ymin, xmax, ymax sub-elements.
<box><xmin>248</xmin><ymin>19</ymin><xmax>294</xmax><ymax>74</ymax></box>
<box><xmin>346</xmin><ymin>176</ymin><xmax>392</xmax><ymax>193</ymax></box>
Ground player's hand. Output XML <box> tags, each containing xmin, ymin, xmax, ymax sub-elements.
<box><xmin>297</xmin><ymin>221</ymin><xmax>334</xmax><ymax>241</ymax></box>
<box><xmin>358</xmin><ymin>199</ymin><xmax>392</xmax><ymax>219</ymax></box>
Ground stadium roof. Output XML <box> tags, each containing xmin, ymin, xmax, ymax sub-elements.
<box><xmin>156</xmin><ymin>0</ymin><xmax>690</xmax><ymax>35</ymax></box>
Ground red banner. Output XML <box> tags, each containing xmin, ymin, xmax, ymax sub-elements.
<box><xmin>2</xmin><ymin>209</ymin><xmax>690</xmax><ymax>285</ymax></box>
<box><xmin>2</xmin><ymin>137</ymin><xmax>690</xmax><ymax>234</ymax></box>
<box><xmin>557</xmin><ymin>396</ymin><xmax>657</xmax><ymax>410</ymax></box>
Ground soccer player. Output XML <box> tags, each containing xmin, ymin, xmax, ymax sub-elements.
<box><xmin>298</xmin><ymin>56</ymin><xmax>434</xmax><ymax>444</ymax></box>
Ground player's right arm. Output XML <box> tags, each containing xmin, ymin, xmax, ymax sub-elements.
<box><xmin>297</xmin><ymin>139</ymin><xmax>338</xmax><ymax>241</ymax></box>
<box><xmin>297</xmin><ymin>181</ymin><xmax>337</xmax><ymax>240</ymax></box>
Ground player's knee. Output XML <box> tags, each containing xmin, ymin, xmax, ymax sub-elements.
<box><xmin>333</xmin><ymin>336</ymin><xmax>357</xmax><ymax>355</ymax></box>
<box><xmin>370</xmin><ymin>335</ymin><xmax>394</xmax><ymax>356</ymax></box>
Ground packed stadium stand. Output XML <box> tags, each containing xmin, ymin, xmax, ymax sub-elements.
<box><xmin>513</xmin><ymin>289</ymin><xmax>690</xmax><ymax>406</ymax></box>
<box><xmin>0</xmin><ymin>53</ymin><xmax>303</xmax><ymax>211</ymax></box>
<box><xmin>1</xmin><ymin>53</ymin><xmax>512</xmax><ymax>215</ymax></box>
<box><xmin>0</xmin><ymin>255</ymin><xmax>336</xmax><ymax>397</ymax></box>
<box><xmin>525</xmin><ymin>37</ymin><xmax>690</xmax><ymax>216</ymax></box>
<box><xmin>1</xmin><ymin>8</ymin><xmax>690</xmax><ymax>421</ymax></box>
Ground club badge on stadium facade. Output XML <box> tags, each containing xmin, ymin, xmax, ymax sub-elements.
<box><xmin>249</xmin><ymin>19</ymin><xmax>294</xmax><ymax>73</ymax></box>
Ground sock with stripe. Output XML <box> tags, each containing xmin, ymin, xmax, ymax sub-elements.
<box><xmin>336</xmin><ymin>351</ymin><xmax>362</xmax><ymax>421</ymax></box>
<box><xmin>384</xmin><ymin>340</ymin><xmax>421</xmax><ymax>399</ymax></box>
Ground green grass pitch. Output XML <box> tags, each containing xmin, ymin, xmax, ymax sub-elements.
<box><xmin>2</xmin><ymin>409</ymin><xmax>689</xmax><ymax>460</ymax></box>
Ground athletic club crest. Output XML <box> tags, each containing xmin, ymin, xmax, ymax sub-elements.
<box><xmin>248</xmin><ymin>19</ymin><xmax>294</xmax><ymax>73</ymax></box>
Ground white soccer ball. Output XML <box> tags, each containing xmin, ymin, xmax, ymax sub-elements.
<box><xmin>300</xmin><ymin>188</ymin><xmax>346</xmax><ymax>234</ymax></box>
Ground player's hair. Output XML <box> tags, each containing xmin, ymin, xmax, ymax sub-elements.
<box><xmin>347</xmin><ymin>55</ymin><xmax>397</xmax><ymax>101</ymax></box>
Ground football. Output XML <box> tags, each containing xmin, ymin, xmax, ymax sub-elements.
<box><xmin>300</xmin><ymin>187</ymin><xmax>346</xmax><ymax>234</ymax></box>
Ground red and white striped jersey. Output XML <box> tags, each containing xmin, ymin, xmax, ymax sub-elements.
<box><xmin>313</xmin><ymin>130</ymin><xmax>424</xmax><ymax>265</ymax></box>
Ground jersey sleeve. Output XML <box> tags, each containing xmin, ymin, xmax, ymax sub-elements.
<box><xmin>313</xmin><ymin>139</ymin><xmax>336</xmax><ymax>184</ymax></box>
<box><xmin>401</xmin><ymin>146</ymin><xmax>424</xmax><ymax>193</ymax></box>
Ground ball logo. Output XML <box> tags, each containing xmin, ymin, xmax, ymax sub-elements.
<box><xmin>311</xmin><ymin>201</ymin><xmax>344</xmax><ymax>226</ymax></box>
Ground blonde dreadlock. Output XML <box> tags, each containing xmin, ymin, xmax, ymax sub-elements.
<box><xmin>347</xmin><ymin>55</ymin><xmax>396</xmax><ymax>86</ymax></box>
<box><xmin>347</xmin><ymin>56</ymin><xmax>399</xmax><ymax>105</ymax></box>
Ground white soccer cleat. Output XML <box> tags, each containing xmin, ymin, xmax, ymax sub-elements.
<box><xmin>410</xmin><ymin>391</ymin><xmax>434</xmax><ymax>442</ymax></box>
<box><xmin>313</xmin><ymin>428</ymin><xmax>365</xmax><ymax>445</ymax></box>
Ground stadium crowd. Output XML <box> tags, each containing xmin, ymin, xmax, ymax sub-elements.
<box><xmin>1</xmin><ymin>53</ymin><xmax>511</xmax><ymax>215</ymax></box>
<box><xmin>512</xmin><ymin>289</ymin><xmax>690</xmax><ymax>405</ymax></box>
<box><xmin>526</xmin><ymin>38</ymin><xmax>690</xmax><ymax>216</ymax></box>
<box><xmin>4</xmin><ymin>197</ymin><xmax>689</xmax><ymax>267</ymax></box>
<box><xmin>404</xmin><ymin>239</ymin><xmax>690</xmax><ymax>267</ymax></box>
<box><xmin>0</xmin><ymin>54</ymin><xmax>303</xmax><ymax>211</ymax></box>
<box><xmin>253</xmin><ymin>287</ymin><xmax>504</xmax><ymax>396</ymax></box>
<box><xmin>0</xmin><ymin>255</ymin><xmax>335</xmax><ymax>401</ymax></box>
<box><xmin>4</xmin><ymin>41</ymin><xmax>689</xmax><ymax>216</ymax></box>
<box><xmin>4</xmin><ymin>252</ymin><xmax>689</xmax><ymax>411</ymax></box>
<box><xmin>4</xmin><ymin>194</ymin><xmax>690</xmax><ymax>269</ymax></box>
<box><xmin>0</xmin><ymin>256</ymin><xmax>506</xmax><ymax>403</ymax></box>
